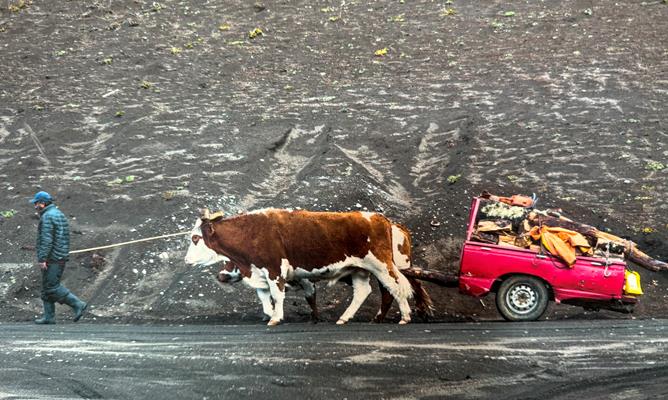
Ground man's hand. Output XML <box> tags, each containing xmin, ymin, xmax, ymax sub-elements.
<box><xmin>37</xmin><ymin>262</ymin><xmax>47</xmax><ymax>271</ymax></box>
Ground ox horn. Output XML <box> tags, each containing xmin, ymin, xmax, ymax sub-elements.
<box><xmin>200</xmin><ymin>208</ymin><xmax>211</xmax><ymax>220</ymax></box>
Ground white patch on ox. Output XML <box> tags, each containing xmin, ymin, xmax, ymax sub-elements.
<box><xmin>280</xmin><ymin>258</ymin><xmax>295</xmax><ymax>280</ymax></box>
<box><xmin>292</xmin><ymin>259</ymin><xmax>358</xmax><ymax>283</ymax></box>
<box><xmin>241</xmin><ymin>265</ymin><xmax>271</xmax><ymax>290</ymax></box>
<box><xmin>337</xmin><ymin>271</ymin><xmax>372</xmax><ymax>324</ymax></box>
<box><xmin>243</xmin><ymin>264</ymin><xmax>307</xmax><ymax>322</ymax></box>
<box><xmin>366</xmin><ymin>251</ymin><xmax>412</xmax><ymax>300</ymax></box>
<box><xmin>184</xmin><ymin>218</ymin><xmax>229</xmax><ymax>266</ymax></box>
<box><xmin>290</xmin><ymin>250</ymin><xmax>413</xmax><ymax>323</ymax></box>
<box><xmin>248</xmin><ymin>208</ymin><xmax>280</xmax><ymax>215</ymax></box>
<box><xmin>219</xmin><ymin>265</ymin><xmax>243</xmax><ymax>283</ymax></box>
<box><xmin>266</xmin><ymin>278</ymin><xmax>286</xmax><ymax>325</ymax></box>
<box><xmin>359</xmin><ymin>250</ymin><xmax>413</xmax><ymax>323</ymax></box>
<box><xmin>228</xmin><ymin>264</ymin><xmax>284</xmax><ymax>321</ymax></box>
<box><xmin>360</xmin><ymin>211</ymin><xmax>375</xmax><ymax>221</ymax></box>
<box><xmin>255</xmin><ymin>287</ymin><xmax>274</xmax><ymax>320</ymax></box>
<box><xmin>391</xmin><ymin>225</ymin><xmax>410</xmax><ymax>270</ymax></box>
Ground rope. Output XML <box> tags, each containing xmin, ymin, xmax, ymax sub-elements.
<box><xmin>69</xmin><ymin>231</ymin><xmax>190</xmax><ymax>254</ymax></box>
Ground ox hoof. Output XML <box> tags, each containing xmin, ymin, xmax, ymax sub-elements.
<box><xmin>267</xmin><ymin>319</ymin><xmax>281</xmax><ymax>326</ymax></box>
<box><xmin>399</xmin><ymin>319</ymin><xmax>410</xmax><ymax>325</ymax></box>
<box><xmin>336</xmin><ymin>319</ymin><xmax>348</xmax><ymax>325</ymax></box>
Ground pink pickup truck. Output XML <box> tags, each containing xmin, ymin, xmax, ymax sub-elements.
<box><xmin>458</xmin><ymin>197</ymin><xmax>642</xmax><ymax>321</ymax></box>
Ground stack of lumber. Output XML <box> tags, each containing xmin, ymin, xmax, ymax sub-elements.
<box><xmin>470</xmin><ymin>195</ymin><xmax>667</xmax><ymax>272</ymax></box>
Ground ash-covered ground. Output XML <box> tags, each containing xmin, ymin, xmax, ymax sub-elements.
<box><xmin>0</xmin><ymin>0</ymin><xmax>666</xmax><ymax>324</ymax></box>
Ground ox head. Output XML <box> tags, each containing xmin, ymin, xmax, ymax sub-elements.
<box><xmin>184</xmin><ymin>217</ymin><xmax>229</xmax><ymax>267</ymax></box>
<box><xmin>217</xmin><ymin>262</ymin><xmax>244</xmax><ymax>284</ymax></box>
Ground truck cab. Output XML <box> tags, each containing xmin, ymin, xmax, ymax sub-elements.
<box><xmin>458</xmin><ymin>197</ymin><xmax>641</xmax><ymax>321</ymax></box>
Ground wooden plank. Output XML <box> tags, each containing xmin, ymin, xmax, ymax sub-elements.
<box><xmin>402</xmin><ymin>267</ymin><xmax>459</xmax><ymax>288</ymax></box>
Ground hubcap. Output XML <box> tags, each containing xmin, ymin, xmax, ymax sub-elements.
<box><xmin>506</xmin><ymin>284</ymin><xmax>538</xmax><ymax>314</ymax></box>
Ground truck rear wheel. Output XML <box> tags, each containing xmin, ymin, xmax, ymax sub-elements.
<box><xmin>496</xmin><ymin>276</ymin><xmax>549</xmax><ymax>321</ymax></box>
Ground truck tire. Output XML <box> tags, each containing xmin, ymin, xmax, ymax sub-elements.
<box><xmin>496</xmin><ymin>276</ymin><xmax>549</xmax><ymax>321</ymax></box>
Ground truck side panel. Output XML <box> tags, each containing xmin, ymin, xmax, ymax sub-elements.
<box><xmin>459</xmin><ymin>241</ymin><xmax>626</xmax><ymax>301</ymax></box>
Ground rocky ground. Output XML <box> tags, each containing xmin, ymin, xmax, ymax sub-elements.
<box><xmin>0</xmin><ymin>0</ymin><xmax>666</xmax><ymax>324</ymax></box>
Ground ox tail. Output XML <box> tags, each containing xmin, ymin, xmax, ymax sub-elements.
<box><xmin>395</xmin><ymin>271</ymin><xmax>414</xmax><ymax>300</ymax></box>
<box><xmin>406</xmin><ymin>276</ymin><xmax>435</xmax><ymax>319</ymax></box>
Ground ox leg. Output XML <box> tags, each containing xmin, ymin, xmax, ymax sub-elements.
<box><xmin>256</xmin><ymin>288</ymin><xmax>274</xmax><ymax>322</ymax></box>
<box><xmin>367</xmin><ymin>260</ymin><xmax>413</xmax><ymax>324</ymax></box>
<box><xmin>397</xmin><ymin>299</ymin><xmax>412</xmax><ymax>324</ymax></box>
<box><xmin>267</xmin><ymin>278</ymin><xmax>286</xmax><ymax>326</ymax></box>
<box><xmin>393</xmin><ymin>285</ymin><xmax>412</xmax><ymax>325</ymax></box>
<box><xmin>298</xmin><ymin>279</ymin><xmax>318</xmax><ymax>323</ymax></box>
<box><xmin>388</xmin><ymin>277</ymin><xmax>413</xmax><ymax>325</ymax></box>
<box><xmin>336</xmin><ymin>271</ymin><xmax>372</xmax><ymax>325</ymax></box>
<box><xmin>373</xmin><ymin>282</ymin><xmax>394</xmax><ymax>323</ymax></box>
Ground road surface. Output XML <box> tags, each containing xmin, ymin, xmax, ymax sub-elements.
<box><xmin>0</xmin><ymin>320</ymin><xmax>666</xmax><ymax>399</ymax></box>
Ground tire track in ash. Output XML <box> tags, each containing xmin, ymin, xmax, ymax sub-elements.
<box><xmin>409</xmin><ymin>117</ymin><xmax>472</xmax><ymax>198</ymax></box>
<box><xmin>236</xmin><ymin>126</ymin><xmax>320</xmax><ymax>210</ymax></box>
<box><xmin>391</xmin><ymin>115</ymin><xmax>480</xmax><ymax>247</ymax></box>
<box><xmin>334</xmin><ymin>143</ymin><xmax>415</xmax><ymax>210</ymax></box>
<box><xmin>232</xmin><ymin>124</ymin><xmax>418</xmax><ymax>213</ymax></box>
<box><xmin>0</xmin><ymin>113</ymin><xmax>24</xmax><ymax>187</ymax></box>
<box><xmin>0</xmin><ymin>117</ymin><xmax>51</xmax><ymax>180</ymax></box>
<box><xmin>230</xmin><ymin>117</ymin><xmax>478</xmax><ymax>218</ymax></box>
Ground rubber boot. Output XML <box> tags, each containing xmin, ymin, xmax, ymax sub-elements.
<box><xmin>63</xmin><ymin>293</ymin><xmax>88</xmax><ymax>322</ymax></box>
<box><xmin>34</xmin><ymin>301</ymin><xmax>56</xmax><ymax>325</ymax></box>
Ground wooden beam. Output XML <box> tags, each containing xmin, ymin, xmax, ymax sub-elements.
<box><xmin>402</xmin><ymin>267</ymin><xmax>459</xmax><ymax>288</ymax></box>
<box><xmin>528</xmin><ymin>213</ymin><xmax>668</xmax><ymax>272</ymax></box>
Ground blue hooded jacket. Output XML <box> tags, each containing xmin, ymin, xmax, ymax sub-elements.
<box><xmin>36</xmin><ymin>204</ymin><xmax>70</xmax><ymax>262</ymax></box>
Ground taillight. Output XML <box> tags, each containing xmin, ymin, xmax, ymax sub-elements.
<box><xmin>623</xmin><ymin>270</ymin><xmax>643</xmax><ymax>295</ymax></box>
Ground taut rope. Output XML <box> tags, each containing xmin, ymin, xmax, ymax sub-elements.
<box><xmin>69</xmin><ymin>231</ymin><xmax>190</xmax><ymax>254</ymax></box>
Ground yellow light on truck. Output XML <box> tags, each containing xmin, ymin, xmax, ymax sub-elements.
<box><xmin>624</xmin><ymin>270</ymin><xmax>643</xmax><ymax>295</ymax></box>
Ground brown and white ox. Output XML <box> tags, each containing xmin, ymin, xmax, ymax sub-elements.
<box><xmin>207</xmin><ymin>222</ymin><xmax>432</xmax><ymax>323</ymax></box>
<box><xmin>184</xmin><ymin>209</ymin><xmax>433</xmax><ymax>325</ymax></box>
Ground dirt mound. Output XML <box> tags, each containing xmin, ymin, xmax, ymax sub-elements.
<box><xmin>0</xmin><ymin>0</ymin><xmax>666</xmax><ymax>323</ymax></box>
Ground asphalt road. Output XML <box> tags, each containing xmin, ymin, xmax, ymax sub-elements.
<box><xmin>0</xmin><ymin>320</ymin><xmax>666</xmax><ymax>400</ymax></box>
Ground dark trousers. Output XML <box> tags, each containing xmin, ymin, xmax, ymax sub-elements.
<box><xmin>41</xmin><ymin>261</ymin><xmax>71</xmax><ymax>303</ymax></box>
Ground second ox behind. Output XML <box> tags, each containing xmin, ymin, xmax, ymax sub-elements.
<box><xmin>185</xmin><ymin>208</ymin><xmax>433</xmax><ymax>325</ymax></box>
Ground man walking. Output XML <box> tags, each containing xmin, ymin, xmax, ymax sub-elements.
<box><xmin>30</xmin><ymin>191</ymin><xmax>87</xmax><ymax>324</ymax></box>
